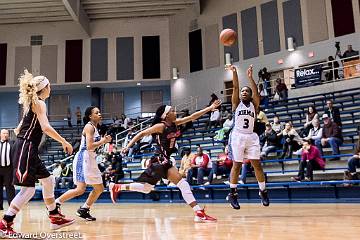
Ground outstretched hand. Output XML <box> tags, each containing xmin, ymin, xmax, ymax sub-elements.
<box><xmin>226</xmin><ymin>65</ymin><xmax>237</xmax><ymax>72</ymax></box>
<box><xmin>247</xmin><ymin>65</ymin><xmax>253</xmax><ymax>79</ymax></box>
<box><xmin>210</xmin><ymin>99</ymin><xmax>222</xmax><ymax>110</ymax></box>
<box><xmin>121</xmin><ymin>147</ymin><xmax>129</xmax><ymax>155</ymax></box>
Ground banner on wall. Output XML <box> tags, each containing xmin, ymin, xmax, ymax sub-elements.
<box><xmin>294</xmin><ymin>65</ymin><xmax>322</xmax><ymax>87</ymax></box>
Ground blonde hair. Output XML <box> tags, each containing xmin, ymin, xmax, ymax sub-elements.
<box><xmin>18</xmin><ymin>69</ymin><xmax>47</xmax><ymax>112</ymax></box>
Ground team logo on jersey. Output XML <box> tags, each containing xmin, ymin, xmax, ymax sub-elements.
<box><xmin>167</xmin><ymin>130</ymin><xmax>181</xmax><ymax>139</ymax></box>
<box><xmin>237</xmin><ymin>109</ymin><xmax>255</xmax><ymax>118</ymax></box>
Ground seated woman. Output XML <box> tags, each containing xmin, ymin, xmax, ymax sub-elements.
<box><xmin>208</xmin><ymin>145</ymin><xmax>232</xmax><ymax>184</ymax></box>
<box><xmin>280</xmin><ymin>122</ymin><xmax>302</xmax><ymax>159</ymax></box>
<box><xmin>302</xmin><ymin>105</ymin><xmax>319</xmax><ymax>137</ymax></box>
<box><xmin>292</xmin><ymin>139</ymin><xmax>325</xmax><ymax>181</ymax></box>
<box><xmin>214</xmin><ymin>115</ymin><xmax>233</xmax><ymax>141</ymax></box>
<box><xmin>179</xmin><ymin>147</ymin><xmax>195</xmax><ymax>178</ymax></box>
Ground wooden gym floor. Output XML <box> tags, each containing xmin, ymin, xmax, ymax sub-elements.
<box><xmin>1</xmin><ymin>202</ymin><xmax>359</xmax><ymax>239</ymax></box>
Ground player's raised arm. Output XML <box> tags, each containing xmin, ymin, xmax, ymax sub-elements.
<box><xmin>175</xmin><ymin>100</ymin><xmax>221</xmax><ymax>126</ymax></box>
<box><xmin>228</xmin><ymin>65</ymin><xmax>240</xmax><ymax>111</ymax></box>
<box><xmin>247</xmin><ymin>65</ymin><xmax>260</xmax><ymax>110</ymax></box>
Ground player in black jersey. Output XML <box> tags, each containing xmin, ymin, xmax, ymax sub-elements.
<box><xmin>0</xmin><ymin>70</ymin><xmax>75</xmax><ymax>237</ymax></box>
<box><xmin>110</xmin><ymin>101</ymin><xmax>221</xmax><ymax>222</ymax></box>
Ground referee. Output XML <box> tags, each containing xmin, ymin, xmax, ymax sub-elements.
<box><xmin>0</xmin><ymin>129</ymin><xmax>15</xmax><ymax>210</ymax></box>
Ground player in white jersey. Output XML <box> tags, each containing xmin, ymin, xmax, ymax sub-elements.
<box><xmin>55</xmin><ymin>106</ymin><xmax>112</xmax><ymax>221</ymax></box>
<box><xmin>226</xmin><ymin>65</ymin><xmax>269</xmax><ymax>209</ymax></box>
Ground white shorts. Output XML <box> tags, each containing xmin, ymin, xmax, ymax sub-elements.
<box><xmin>229</xmin><ymin>132</ymin><xmax>260</xmax><ymax>162</ymax></box>
<box><xmin>73</xmin><ymin>150</ymin><xmax>103</xmax><ymax>185</ymax></box>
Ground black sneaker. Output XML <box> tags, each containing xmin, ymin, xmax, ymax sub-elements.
<box><xmin>76</xmin><ymin>207</ymin><xmax>96</xmax><ymax>221</ymax></box>
<box><xmin>226</xmin><ymin>193</ymin><xmax>240</xmax><ymax>210</ymax></box>
<box><xmin>259</xmin><ymin>190</ymin><xmax>270</xmax><ymax>207</ymax></box>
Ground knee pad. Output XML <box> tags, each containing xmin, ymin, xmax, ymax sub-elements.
<box><xmin>176</xmin><ymin>179</ymin><xmax>195</xmax><ymax>205</ymax></box>
<box><xmin>143</xmin><ymin>183</ymin><xmax>154</xmax><ymax>194</ymax></box>
<box><xmin>11</xmin><ymin>187</ymin><xmax>35</xmax><ymax>209</ymax></box>
<box><xmin>39</xmin><ymin>176</ymin><xmax>55</xmax><ymax>199</ymax></box>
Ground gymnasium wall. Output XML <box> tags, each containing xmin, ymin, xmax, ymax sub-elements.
<box><xmin>0</xmin><ymin>17</ymin><xmax>171</xmax><ymax>86</ymax></box>
<box><xmin>169</xmin><ymin>0</ymin><xmax>360</xmax><ymax>107</ymax></box>
<box><xmin>0</xmin><ymin>85</ymin><xmax>170</xmax><ymax>128</ymax></box>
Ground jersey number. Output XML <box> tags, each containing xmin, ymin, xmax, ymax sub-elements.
<box><xmin>243</xmin><ymin>119</ymin><xmax>249</xmax><ymax>129</ymax></box>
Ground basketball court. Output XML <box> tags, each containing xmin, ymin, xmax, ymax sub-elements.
<box><xmin>3</xmin><ymin>202</ymin><xmax>359</xmax><ymax>239</ymax></box>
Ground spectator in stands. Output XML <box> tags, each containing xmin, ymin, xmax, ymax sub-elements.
<box><xmin>271</xmin><ymin>115</ymin><xmax>284</xmax><ymax>147</ymax></box>
<box><xmin>76</xmin><ymin>106</ymin><xmax>82</xmax><ymax>126</ymax></box>
<box><xmin>108</xmin><ymin>154</ymin><xmax>124</xmax><ymax>183</ymax></box>
<box><xmin>221</xmin><ymin>105</ymin><xmax>231</xmax><ymax>124</ymax></box>
<box><xmin>53</xmin><ymin>163</ymin><xmax>62</xmax><ymax>189</ymax></box>
<box><xmin>255</xmin><ymin>107</ymin><xmax>268</xmax><ymax>136</ymax></box>
<box><xmin>59</xmin><ymin>162</ymin><xmax>73</xmax><ymax>189</ymax></box>
<box><xmin>342</xmin><ymin>45</ymin><xmax>359</xmax><ymax>62</ymax></box>
<box><xmin>292</xmin><ymin>139</ymin><xmax>325</xmax><ymax>182</ymax></box>
<box><xmin>280</xmin><ymin>122</ymin><xmax>302</xmax><ymax>159</ymax></box>
<box><xmin>179</xmin><ymin>147</ymin><xmax>194</xmax><ymax>178</ymax></box>
<box><xmin>325</xmin><ymin>56</ymin><xmax>340</xmax><ymax>81</ymax></box>
<box><xmin>274</xmin><ymin>78</ymin><xmax>288</xmax><ymax>102</ymax></box>
<box><xmin>207</xmin><ymin>108</ymin><xmax>221</xmax><ymax>130</ymax></box>
<box><xmin>258</xmin><ymin>67</ymin><xmax>271</xmax><ymax>96</ymax></box>
<box><xmin>208</xmin><ymin>145</ymin><xmax>232</xmax><ymax>184</ymax></box>
<box><xmin>67</xmin><ymin>108</ymin><xmax>72</xmax><ymax>128</ymax></box>
<box><xmin>271</xmin><ymin>115</ymin><xmax>284</xmax><ymax>134</ymax></box>
<box><xmin>258</xmin><ymin>83</ymin><xmax>269</xmax><ymax>108</ymax></box>
<box><xmin>122</xmin><ymin>114</ymin><xmax>132</xmax><ymax>129</ymax></box>
<box><xmin>344</xmin><ymin>138</ymin><xmax>360</xmax><ymax>184</ymax></box>
<box><xmin>260</xmin><ymin>123</ymin><xmax>279</xmax><ymax>158</ymax></box>
<box><xmin>214</xmin><ymin>114</ymin><xmax>233</xmax><ymax>141</ymax></box>
<box><xmin>124</xmin><ymin>128</ymin><xmax>135</xmax><ymax>154</ymax></box>
<box><xmin>302</xmin><ymin>105</ymin><xmax>319</xmax><ymax>137</ymax></box>
<box><xmin>304</xmin><ymin>118</ymin><xmax>323</xmax><ymax>142</ymax></box>
<box><xmin>209</xmin><ymin>93</ymin><xmax>219</xmax><ymax>106</ymax></box>
<box><xmin>187</xmin><ymin>146</ymin><xmax>212</xmax><ymax>185</ymax></box>
<box><xmin>179</xmin><ymin>109</ymin><xmax>193</xmax><ymax>133</ymax></box>
<box><xmin>325</xmin><ymin>100</ymin><xmax>342</xmax><ymax>127</ymax></box>
<box><xmin>315</xmin><ymin>114</ymin><xmax>343</xmax><ymax>160</ymax></box>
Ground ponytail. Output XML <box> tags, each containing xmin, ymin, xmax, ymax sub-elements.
<box><xmin>18</xmin><ymin>69</ymin><xmax>38</xmax><ymax>112</ymax></box>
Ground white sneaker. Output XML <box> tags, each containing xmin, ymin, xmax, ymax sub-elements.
<box><xmin>238</xmin><ymin>180</ymin><xmax>244</xmax><ymax>185</ymax></box>
<box><xmin>204</xmin><ymin>182</ymin><xmax>210</xmax><ymax>186</ymax></box>
<box><xmin>224</xmin><ymin>181</ymin><xmax>230</xmax><ymax>185</ymax></box>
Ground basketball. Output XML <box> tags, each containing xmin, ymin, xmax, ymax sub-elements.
<box><xmin>220</xmin><ymin>28</ymin><xmax>237</xmax><ymax>46</ymax></box>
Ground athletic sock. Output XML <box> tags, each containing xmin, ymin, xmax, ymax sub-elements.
<box><xmin>192</xmin><ymin>205</ymin><xmax>202</xmax><ymax>212</ymax></box>
<box><xmin>258</xmin><ymin>182</ymin><xmax>266</xmax><ymax>191</ymax></box>
<box><xmin>82</xmin><ymin>203</ymin><xmax>90</xmax><ymax>209</ymax></box>
<box><xmin>55</xmin><ymin>198</ymin><xmax>63</xmax><ymax>205</ymax></box>
<box><xmin>47</xmin><ymin>202</ymin><xmax>56</xmax><ymax>212</ymax></box>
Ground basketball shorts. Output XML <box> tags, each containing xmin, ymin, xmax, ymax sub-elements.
<box><xmin>12</xmin><ymin>138</ymin><xmax>50</xmax><ymax>187</ymax></box>
<box><xmin>136</xmin><ymin>156</ymin><xmax>173</xmax><ymax>185</ymax></box>
<box><xmin>73</xmin><ymin>150</ymin><xmax>103</xmax><ymax>185</ymax></box>
<box><xmin>228</xmin><ymin>132</ymin><xmax>260</xmax><ymax>162</ymax></box>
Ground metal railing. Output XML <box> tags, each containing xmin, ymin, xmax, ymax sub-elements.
<box><xmin>115</xmin><ymin>117</ymin><xmax>153</xmax><ymax>147</ymax></box>
<box><xmin>114</xmin><ymin>95</ymin><xmax>200</xmax><ymax>148</ymax></box>
<box><xmin>259</xmin><ymin>54</ymin><xmax>360</xmax><ymax>95</ymax></box>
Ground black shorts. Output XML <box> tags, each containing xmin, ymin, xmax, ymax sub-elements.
<box><xmin>12</xmin><ymin>138</ymin><xmax>50</xmax><ymax>187</ymax></box>
<box><xmin>136</xmin><ymin>156</ymin><xmax>173</xmax><ymax>185</ymax></box>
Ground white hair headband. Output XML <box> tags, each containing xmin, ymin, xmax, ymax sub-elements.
<box><xmin>161</xmin><ymin>106</ymin><xmax>172</xmax><ymax>120</ymax></box>
<box><xmin>35</xmin><ymin>76</ymin><xmax>49</xmax><ymax>91</ymax></box>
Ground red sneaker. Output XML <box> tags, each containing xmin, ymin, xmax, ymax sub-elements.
<box><xmin>109</xmin><ymin>182</ymin><xmax>121</xmax><ymax>204</ymax></box>
<box><xmin>0</xmin><ymin>219</ymin><xmax>16</xmax><ymax>237</ymax></box>
<box><xmin>49</xmin><ymin>214</ymin><xmax>75</xmax><ymax>230</ymax></box>
<box><xmin>194</xmin><ymin>209</ymin><xmax>217</xmax><ymax>223</ymax></box>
